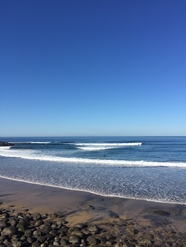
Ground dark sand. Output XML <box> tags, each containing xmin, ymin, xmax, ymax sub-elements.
<box><xmin>1</xmin><ymin>177</ymin><xmax>186</xmax><ymax>231</ymax></box>
<box><xmin>0</xmin><ymin>177</ymin><xmax>186</xmax><ymax>246</ymax></box>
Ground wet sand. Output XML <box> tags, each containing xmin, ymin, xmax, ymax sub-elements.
<box><xmin>0</xmin><ymin>177</ymin><xmax>186</xmax><ymax>245</ymax></box>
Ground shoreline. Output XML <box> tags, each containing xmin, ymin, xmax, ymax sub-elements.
<box><xmin>1</xmin><ymin>175</ymin><xmax>186</xmax><ymax>206</ymax></box>
<box><xmin>1</xmin><ymin>177</ymin><xmax>186</xmax><ymax>246</ymax></box>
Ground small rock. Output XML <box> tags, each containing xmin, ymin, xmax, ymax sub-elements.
<box><xmin>40</xmin><ymin>244</ymin><xmax>48</xmax><ymax>247</ymax></box>
<box><xmin>58</xmin><ymin>230</ymin><xmax>67</xmax><ymax>237</ymax></box>
<box><xmin>9</xmin><ymin>217</ymin><xmax>17</xmax><ymax>226</ymax></box>
<box><xmin>87</xmin><ymin>235</ymin><xmax>97</xmax><ymax>245</ymax></box>
<box><xmin>37</xmin><ymin>235</ymin><xmax>47</xmax><ymax>243</ymax></box>
<box><xmin>50</xmin><ymin>229</ymin><xmax>59</xmax><ymax>236</ymax></box>
<box><xmin>11</xmin><ymin>240</ymin><xmax>22</xmax><ymax>247</ymax></box>
<box><xmin>16</xmin><ymin>223</ymin><xmax>26</xmax><ymax>232</ymax></box>
<box><xmin>0</xmin><ymin>220</ymin><xmax>7</xmax><ymax>228</ymax></box>
<box><xmin>61</xmin><ymin>225</ymin><xmax>69</xmax><ymax>232</ymax></box>
<box><xmin>69</xmin><ymin>234</ymin><xmax>81</xmax><ymax>244</ymax></box>
<box><xmin>32</xmin><ymin>241</ymin><xmax>41</xmax><ymax>247</ymax></box>
<box><xmin>133</xmin><ymin>229</ymin><xmax>139</xmax><ymax>234</ymax></box>
<box><xmin>2</xmin><ymin>226</ymin><xmax>16</xmax><ymax>236</ymax></box>
<box><xmin>114</xmin><ymin>243</ymin><xmax>120</xmax><ymax>247</ymax></box>
<box><xmin>46</xmin><ymin>233</ymin><xmax>55</xmax><ymax>241</ymax></box>
<box><xmin>3</xmin><ymin>239</ymin><xmax>11</xmax><ymax>246</ymax></box>
<box><xmin>51</xmin><ymin>223</ymin><xmax>57</xmax><ymax>229</ymax></box>
<box><xmin>71</xmin><ymin>229</ymin><xmax>84</xmax><ymax>238</ymax></box>
<box><xmin>138</xmin><ymin>239</ymin><xmax>152</xmax><ymax>245</ymax></box>
<box><xmin>96</xmin><ymin>235</ymin><xmax>107</xmax><ymax>243</ymax></box>
<box><xmin>24</xmin><ymin>229</ymin><xmax>32</xmax><ymax>237</ymax></box>
<box><xmin>56</xmin><ymin>218</ymin><xmax>66</xmax><ymax>226</ymax></box>
<box><xmin>35</xmin><ymin>219</ymin><xmax>44</xmax><ymax>227</ymax></box>
<box><xmin>75</xmin><ymin>223</ymin><xmax>85</xmax><ymax>228</ymax></box>
<box><xmin>32</xmin><ymin>213</ymin><xmax>42</xmax><ymax>220</ymax></box>
<box><xmin>0</xmin><ymin>235</ymin><xmax>6</xmax><ymax>241</ymax></box>
<box><xmin>0</xmin><ymin>212</ymin><xmax>9</xmax><ymax>219</ymax></box>
<box><xmin>39</xmin><ymin>224</ymin><xmax>52</xmax><ymax>233</ymax></box>
<box><xmin>53</xmin><ymin>241</ymin><xmax>60</xmax><ymax>246</ymax></box>
<box><xmin>88</xmin><ymin>224</ymin><xmax>98</xmax><ymax>233</ymax></box>
<box><xmin>33</xmin><ymin>230</ymin><xmax>41</xmax><ymax>236</ymax></box>
<box><xmin>27</xmin><ymin>237</ymin><xmax>36</xmax><ymax>244</ymax></box>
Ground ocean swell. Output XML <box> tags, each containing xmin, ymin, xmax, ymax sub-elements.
<box><xmin>0</xmin><ymin>147</ymin><xmax>186</xmax><ymax>168</ymax></box>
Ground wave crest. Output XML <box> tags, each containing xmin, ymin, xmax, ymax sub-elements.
<box><xmin>74</xmin><ymin>142</ymin><xmax>142</xmax><ymax>151</ymax></box>
<box><xmin>0</xmin><ymin>148</ymin><xmax>186</xmax><ymax>168</ymax></box>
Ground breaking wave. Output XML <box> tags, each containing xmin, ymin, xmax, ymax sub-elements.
<box><xmin>74</xmin><ymin>142</ymin><xmax>142</xmax><ymax>151</ymax></box>
<box><xmin>0</xmin><ymin>147</ymin><xmax>185</xmax><ymax>168</ymax></box>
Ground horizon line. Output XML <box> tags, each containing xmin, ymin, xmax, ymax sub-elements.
<box><xmin>0</xmin><ymin>135</ymin><xmax>186</xmax><ymax>138</ymax></box>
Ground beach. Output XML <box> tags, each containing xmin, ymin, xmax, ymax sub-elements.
<box><xmin>0</xmin><ymin>177</ymin><xmax>186</xmax><ymax>246</ymax></box>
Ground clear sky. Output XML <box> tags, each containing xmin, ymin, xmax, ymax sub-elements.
<box><xmin>0</xmin><ymin>0</ymin><xmax>186</xmax><ymax>137</ymax></box>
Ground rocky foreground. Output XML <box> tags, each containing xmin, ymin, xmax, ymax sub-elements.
<box><xmin>0</xmin><ymin>204</ymin><xmax>186</xmax><ymax>247</ymax></box>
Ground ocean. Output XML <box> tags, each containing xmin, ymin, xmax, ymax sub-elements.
<box><xmin>0</xmin><ymin>136</ymin><xmax>186</xmax><ymax>205</ymax></box>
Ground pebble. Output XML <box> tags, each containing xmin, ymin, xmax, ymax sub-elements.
<box><xmin>0</xmin><ymin>206</ymin><xmax>185</xmax><ymax>246</ymax></box>
<box><xmin>69</xmin><ymin>234</ymin><xmax>81</xmax><ymax>244</ymax></box>
<box><xmin>87</xmin><ymin>224</ymin><xmax>98</xmax><ymax>233</ymax></box>
<box><xmin>2</xmin><ymin>226</ymin><xmax>16</xmax><ymax>236</ymax></box>
<box><xmin>87</xmin><ymin>235</ymin><xmax>97</xmax><ymax>245</ymax></box>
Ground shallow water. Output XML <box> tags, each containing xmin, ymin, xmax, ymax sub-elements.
<box><xmin>0</xmin><ymin>136</ymin><xmax>186</xmax><ymax>204</ymax></box>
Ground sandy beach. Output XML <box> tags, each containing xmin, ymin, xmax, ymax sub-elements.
<box><xmin>0</xmin><ymin>177</ymin><xmax>186</xmax><ymax>246</ymax></box>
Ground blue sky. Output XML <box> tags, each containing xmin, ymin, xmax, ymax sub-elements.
<box><xmin>0</xmin><ymin>0</ymin><xmax>186</xmax><ymax>137</ymax></box>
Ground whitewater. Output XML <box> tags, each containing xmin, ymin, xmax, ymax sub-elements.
<box><xmin>0</xmin><ymin>136</ymin><xmax>186</xmax><ymax>204</ymax></box>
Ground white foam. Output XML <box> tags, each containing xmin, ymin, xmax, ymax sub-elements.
<box><xmin>0</xmin><ymin>148</ymin><xmax>186</xmax><ymax>168</ymax></box>
<box><xmin>75</xmin><ymin>142</ymin><xmax>142</xmax><ymax>151</ymax></box>
<box><xmin>0</xmin><ymin>175</ymin><xmax>185</xmax><ymax>205</ymax></box>
<box><xmin>74</xmin><ymin>142</ymin><xmax>142</xmax><ymax>146</ymax></box>
<box><xmin>0</xmin><ymin>146</ymin><xmax>11</xmax><ymax>149</ymax></box>
<box><xmin>78</xmin><ymin>146</ymin><xmax>115</xmax><ymax>151</ymax></box>
<box><xmin>30</xmin><ymin>142</ymin><xmax>51</xmax><ymax>144</ymax></box>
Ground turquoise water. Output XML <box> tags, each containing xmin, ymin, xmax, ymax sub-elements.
<box><xmin>0</xmin><ymin>136</ymin><xmax>186</xmax><ymax>204</ymax></box>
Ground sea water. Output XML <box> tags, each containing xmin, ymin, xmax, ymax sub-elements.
<box><xmin>0</xmin><ymin>136</ymin><xmax>186</xmax><ymax>204</ymax></box>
